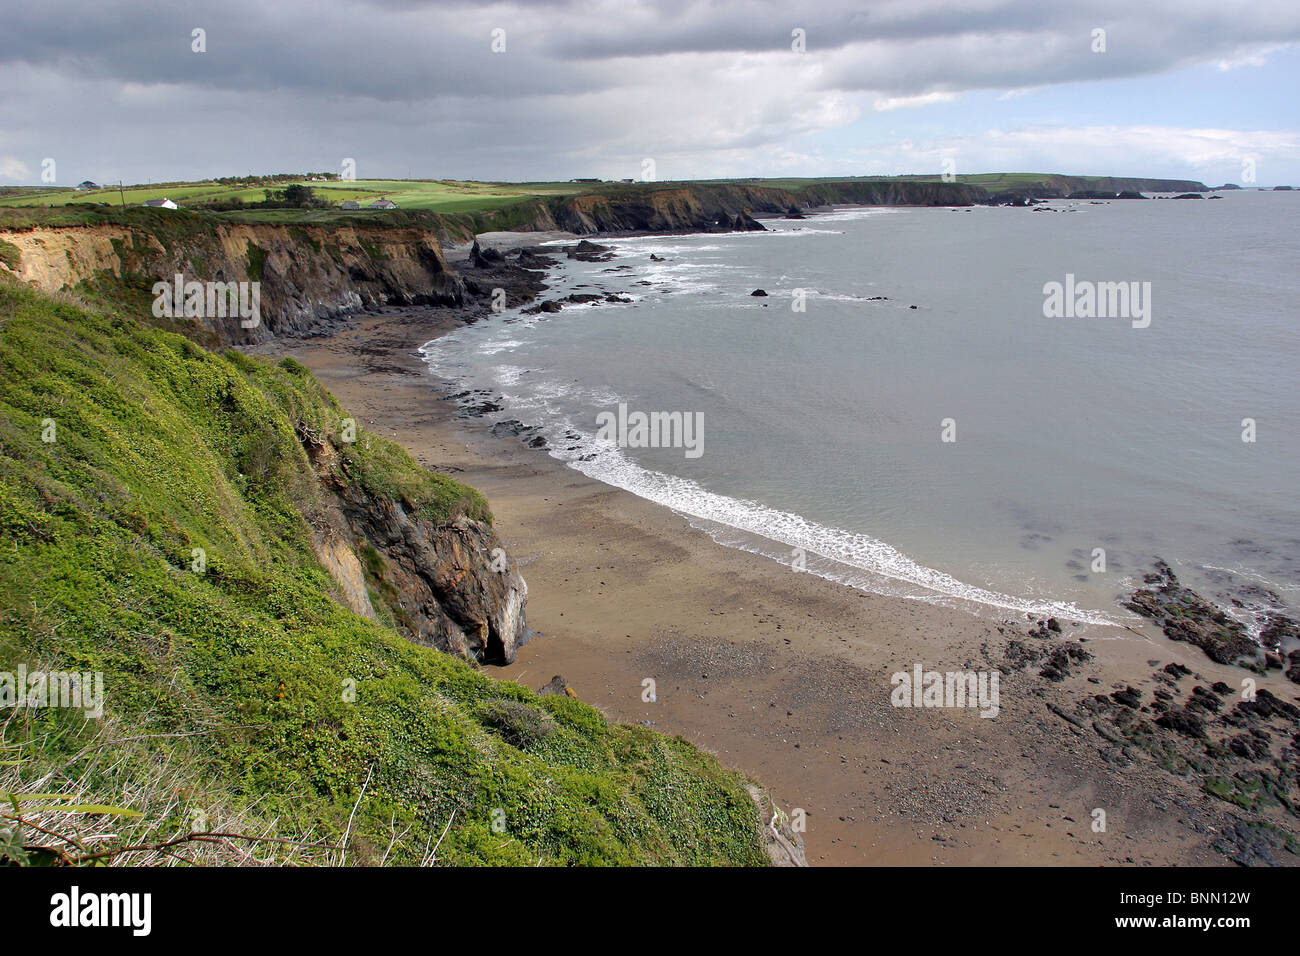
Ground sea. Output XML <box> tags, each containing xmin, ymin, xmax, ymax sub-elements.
<box><xmin>420</xmin><ymin>189</ymin><xmax>1300</xmax><ymax>632</ymax></box>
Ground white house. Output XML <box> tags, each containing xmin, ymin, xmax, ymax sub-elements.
<box><xmin>141</xmin><ymin>198</ymin><xmax>178</xmax><ymax>210</ymax></box>
<box><xmin>340</xmin><ymin>200</ymin><xmax>361</xmax><ymax>210</ymax></box>
<box><xmin>368</xmin><ymin>198</ymin><xmax>398</xmax><ymax>209</ymax></box>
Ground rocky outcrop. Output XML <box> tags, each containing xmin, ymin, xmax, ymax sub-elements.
<box><xmin>342</xmin><ymin>502</ymin><xmax>529</xmax><ymax>666</ymax></box>
<box><xmin>1124</xmin><ymin>560</ymin><xmax>1262</xmax><ymax>667</ymax></box>
<box><xmin>469</xmin><ymin>239</ymin><xmax>504</xmax><ymax>268</ymax></box>
<box><xmin>301</xmin><ymin>433</ymin><xmax>529</xmax><ymax>665</ymax></box>
<box><xmin>1075</xmin><ymin>661</ymin><xmax>1300</xmax><ymax>865</ymax></box>
<box><xmin>1066</xmin><ymin>190</ymin><xmax>1147</xmax><ymax>199</ymax></box>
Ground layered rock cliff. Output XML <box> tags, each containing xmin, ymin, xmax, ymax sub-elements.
<box><xmin>0</xmin><ymin>214</ymin><xmax>465</xmax><ymax>347</ymax></box>
<box><xmin>987</xmin><ymin>175</ymin><xmax>1210</xmax><ymax>201</ymax></box>
<box><xmin>519</xmin><ymin>180</ymin><xmax>985</xmax><ymax>234</ymax></box>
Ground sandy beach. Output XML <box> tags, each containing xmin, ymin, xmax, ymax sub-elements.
<box><xmin>259</xmin><ymin>239</ymin><xmax>1298</xmax><ymax>867</ymax></box>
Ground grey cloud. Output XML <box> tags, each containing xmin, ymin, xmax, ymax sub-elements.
<box><xmin>2</xmin><ymin>0</ymin><xmax>1297</xmax><ymax>184</ymax></box>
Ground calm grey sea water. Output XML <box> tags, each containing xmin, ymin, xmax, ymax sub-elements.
<box><xmin>423</xmin><ymin>191</ymin><xmax>1299</xmax><ymax>626</ymax></box>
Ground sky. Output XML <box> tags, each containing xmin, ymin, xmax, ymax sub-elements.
<box><xmin>2</xmin><ymin>0</ymin><xmax>1298</xmax><ymax>186</ymax></box>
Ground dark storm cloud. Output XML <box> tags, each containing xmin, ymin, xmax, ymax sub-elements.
<box><xmin>1</xmin><ymin>0</ymin><xmax>1297</xmax><ymax>183</ymax></box>
<box><xmin>6</xmin><ymin>1</ymin><xmax>1297</xmax><ymax>100</ymax></box>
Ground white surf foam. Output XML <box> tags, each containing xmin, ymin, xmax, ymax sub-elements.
<box><xmin>534</xmin><ymin>421</ymin><xmax>1118</xmax><ymax>624</ymax></box>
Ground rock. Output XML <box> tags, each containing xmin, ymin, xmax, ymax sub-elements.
<box><xmin>1259</xmin><ymin>612</ymin><xmax>1300</xmax><ymax>651</ymax></box>
<box><xmin>1124</xmin><ymin>561</ymin><xmax>1260</xmax><ymax>667</ymax></box>
<box><xmin>522</xmin><ymin>299</ymin><xmax>563</xmax><ymax>315</ymax></box>
<box><xmin>490</xmin><ymin>420</ymin><xmax>533</xmax><ymax>438</ymax></box>
<box><xmin>1187</xmin><ymin>685</ymin><xmax>1223</xmax><ymax>713</ymax></box>
<box><xmin>784</xmin><ymin>205</ymin><xmax>806</xmax><ymax>219</ymax></box>
<box><xmin>1234</xmin><ymin>688</ymin><xmax>1300</xmax><ymax>722</ymax></box>
<box><xmin>1155</xmin><ymin>707</ymin><xmax>1206</xmax><ymax>738</ymax></box>
<box><xmin>470</xmin><ymin>240</ymin><xmax>504</xmax><ymax>268</ymax></box>
<box><xmin>1039</xmin><ymin>642</ymin><xmax>1091</xmax><ymax>681</ymax></box>
<box><xmin>733</xmin><ymin>210</ymin><xmax>767</xmax><ymax>231</ymax></box>
<box><xmin>514</xmin><ymin>249</ymin><xmax>552</xmax><ymax>269</ymax></box>
<box><xmin>566</xmin><ymin>240</ymin><xmax>615</xmax><ymax>262</ymax></box>
<box><xmin>1111</xmin><ymin>686</ymin><xmax>1142</xmax><ymax>708</ymax></box>
<box><xmin>1172</xmin><ymin>193</ymin><xmax>1204</xmax><ymax>199</ymax></box>
<box><xmin>328</xmin><ymin>486</ymin><xmax>529</xmax><ymax>665</ymax></box>
<box><xmin>538</xmin><ymin>675</ymin><xmax>576</xmax><ymax>698</ymax></box>
<box><xmin>750</xmin><ymin>289</ymin><xmax>768</xmax><ymax>297</ymax></box>
<box><xmin>1212</xmin><ymin>819</ymin><xmax>1291</xmax><ymax>866</ymax></box>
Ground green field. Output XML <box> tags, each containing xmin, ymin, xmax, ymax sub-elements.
<box><xmin>0</xmin><ymin>172</ymin><xmax>1209</xmax><ymax>234</ymax></box>
<box><xmin>0</xmin><ymin>178</ymin><xmax>590</xmax><ymax>216</ymax></box>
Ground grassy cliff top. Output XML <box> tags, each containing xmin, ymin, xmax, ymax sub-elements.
<box><xmin>0</xmin><ymin>171</ymin><xmax>1210</xmax><ymax>227</ymax></box>
<box><xmin>0</xmin><ymin>281</ymin><xmax>766</xmax><ymax>866</ymax></box>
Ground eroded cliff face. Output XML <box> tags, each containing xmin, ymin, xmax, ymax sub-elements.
<box><xmin>537</xmin><ymin>180</ymin><xmax>985</xmax><ymax>234</ymax></box>
<box><xmin>0</xmin><ymin>216</ymin><xmax>530</xmax><ymax>665</ymax></box>
<box><xmin>0</xmin><ymin>219</ymin><xmax>465</xmax><ymax>347</ymax></box>
<box><xmin>303</xmin><ymin>428</ymin><xmax>529</xmax><ymax>665</ymax></box>
<box><xmin>0</xmin><ymin>180</ymin><xmax>992</xmax><ymax>344</ymax></box>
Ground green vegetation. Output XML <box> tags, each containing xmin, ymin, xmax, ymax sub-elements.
<box><xmin>0</xmin><ymin>174</ymin><xmax>868</xmax><ymax>220</ymax></box>
<box><xmin>0</xmin><ymin>281</ymin><xmax>766</xmax><ymax>866</ymax></box>
<box><xmin>244</xmin><ymin>241</ymin><xmax>267</xmax><ymax>282</ymax></box>
<box><xmin>0</xmin><ymin>177</ymin><xmax>583</xmax><ymax>218</ymax></box>
<box><xmin>0</xmin><ymin>172</ymin><xmax>1208</xmax><ymax>239</ymax></box>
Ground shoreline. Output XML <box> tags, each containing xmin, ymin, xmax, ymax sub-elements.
<box><xmin>259</xmin><ymin>232</ymin><xmax>1300</xmax><ymax>867</ymax></box>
